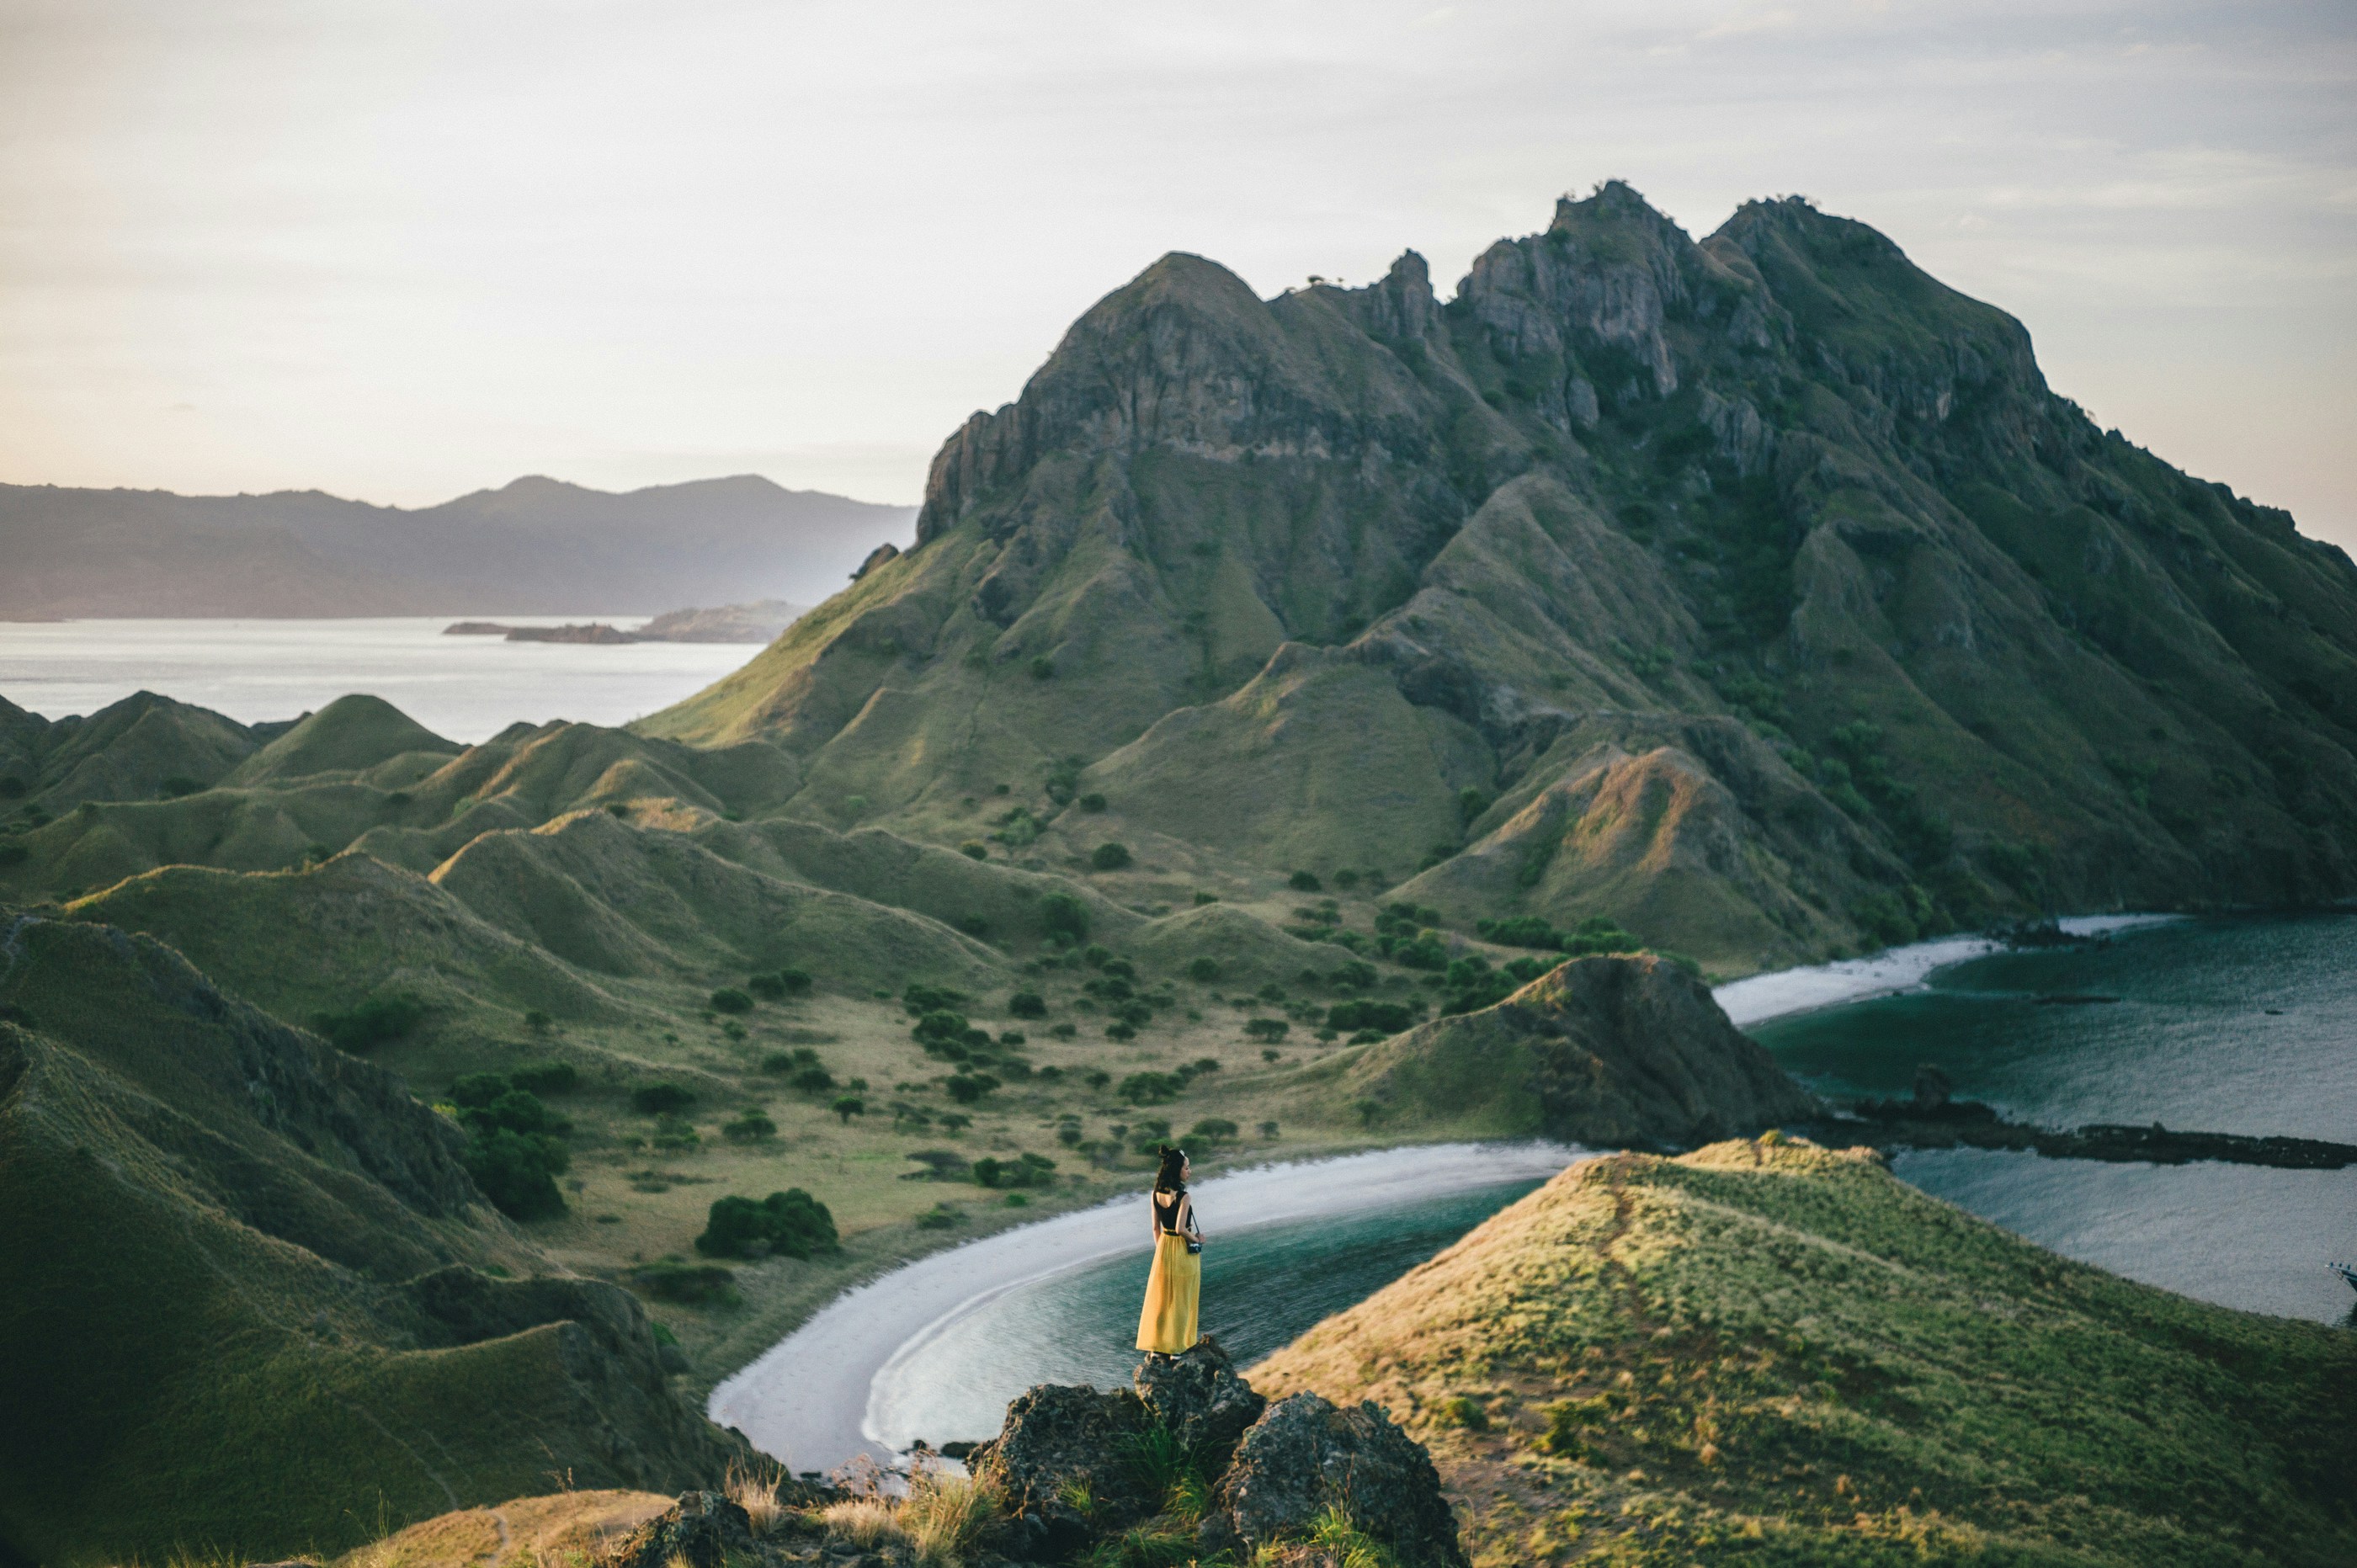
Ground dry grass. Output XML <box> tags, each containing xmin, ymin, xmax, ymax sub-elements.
<box><xmin>818</xmin><ymin>1497</ymin><xmax>906</xmax><ymax>1550</ymax></box>
<box><xmin>723</xmin><ymin>1459</ymin><xmax>788</xmax><ymax>1536</ymax></box>
<box><xmin>900</xmin><ymin>1470</ymin><xmax>998</xmax><ymax>1565</ymax></box>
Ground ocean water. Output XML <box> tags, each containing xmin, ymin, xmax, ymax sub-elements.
<box><xmin>1753</xmin><ymin>912</ymin><xmax>2357</xmax><ymax>1323</ymax></box>
<box><xmin>863</xmin><ymin>1178</ymin><xmax>1544</xmax><ymax>1451</ymax></box>
<box><xmin>0</xmin><ymin>617</ymin><xmax>756</xmax><ymax>742</ymax></box>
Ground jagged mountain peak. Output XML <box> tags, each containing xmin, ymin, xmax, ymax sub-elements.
<box><xmin>648</xmin><ymin>193</ymin><xmax>2357</xmax><ymax>970</ymax></box>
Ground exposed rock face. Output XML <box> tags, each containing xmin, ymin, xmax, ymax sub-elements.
<box><xmin>1213</xmin><ymin>1394</ymin><xmax>1468</xmax><ymax>1568</ymax></box>
<box><xmin>965</xmin><ymin>1384</ymin><xmax>1153</xmax><ymax>1558</ymax></box>
<box><xmin>644</xmin><ymin>182</ymin><xmax>2357</xmax><ymax>972</ymax></box>
<box><xmin>966</xmin><ymin>1351</ymin><xmax>1465</xmax><ymax>1565</ymax></box>
<box><xmin>1133</xmin><ymin>1336</ymin><xmax>1266</xmax><ymax>1470</ymax></box>
<box><xmin>1334</xmin><ymin>953</ymin><xmax>1821</xmax><ymax>1147</ymax></box>
<box><xmin>602</xmin><ymin>1491</ymin><xmax>758</xmax><ymax>1568</ymax></box>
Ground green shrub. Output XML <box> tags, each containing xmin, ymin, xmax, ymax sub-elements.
<box><xmin>1189</xmin><ymin>1118</ymin><xmax>1238</xmax><ymax>1145</ymax></box>
<box><xmin>904</xmin><ymin>981</ymin><xmax>971</xmax><ymax>1013</ymax></box>
<box><xmin>710</xmin><ymin>986</ymin><xmax>754</xmax><ymax>1014</ymax></box>
<box><xmin>1104</xmin><ymin>1022</ymin><xmax>1137</xmax><ymax>1042</ymax></box>
<box><xmin>308</xmin><ymin>992</ymin><xmax>427</xmax><ymax>1053</ymax></box>
<box><xmin>722</xmin><ymin>1110</ymin><xmax>778</xmax><ymax>1141</ymax></box>
<box><xmin>973</xmin><ymin>1151</ymin><xmax>1057</xmax><ymax>1188</ymax></box>
<box><xmin>523</xmin><ymin>1007</ymin><xmax>552</xmax><ymax>1031</ymax></box>
<box><xmin>630</xmin><ymin>1082</ymin><xmax>696</xmax><ymax>1115</ymax></box>
<box><xmin>158</xmin><ymin>774</ymin><xmax>204</xmax><ymax>799</ymax></box>
<box><xmin>0</xmin><ymin>776</ymin><xmax>24</xmax><ymax>799</ymax></box>
<box><xmin>791</xmin><ymin>1064</ymin><xmax>836</xmax><ymax>1093</ymax></box>
<box><xmin>1030</xmin><ymin>655</ymin><xmax>1055</xmax><ymax>679</ymax></box>
<box><xmin>0</xmin><ymin>843</ymin><xmax>27</xmax><ymax>869</ymax></box>
<box><xmin>1008</xmin><ymin>990</ymin><xmax>1047</xmax><ymax>1018</ymax></box>
<box><xmin>463</xmin><ymin>1127</ymin><xmax>567</xmax><ymax>1220</ymax></box>
<box><xmin>1119</xmin><ymin>1071</ymin><xmax>1180</xmax><ymax>1104</ymax></box>
<box><xmin>831</xmin><ymin>1095</ymin><xmax>866</xmax><ymax>1123</ymax></box>
<box><xmin>944</xmin><ymin>1073</ymin><xmax>999</xmax><ymax>1104</ymax></box>
<box><xmin>1243</xmin><ymin>1018</ymin><xmax>1289</xmax><ymax>1042</ymax></box>
<box><xmin>509</xmin><ymin>1060</ymin><xmax>578</xmax><ymax>1095</ymax></box>
<box><xmin>1079</xmin><ymin>792</ymin><xmax>1107</xmax><ymax>811</ymax></box>
<box><xmin>960</xmin><ymin>841</ymin><xmax>990</xmax><ymax>860</ymax></box>
<box><xmin>1325</xmin><ymin>999</ymin><xmax>1413</xmax><ymax>1034</ymax></box>
<box><xmin>917</xmin><ymin>1203</ymin><xmax>968</xmax><ymax>1230</ymax></box>
<box><xmin>627</xmin><ymin>1261</ymin><xmax>738</xmax><ymax>1305</ymax></box>
<box><xmin>1435</xmin><ymin>1395</ymin><xmax>1489</xmax><ymax>1430</ymax></box>
<box><xmin>1090</xmin><ymin>842</ymin><xmax>1133</xmax><ymax>871</ymax></box>
<box><xmin>1040</xmin><ymin>890</ymin><xmax>1090</xmax><ymax>943</ymax></box>
<box><xmin>694</xmin><ymin>1188</ymin><xmax>839</xmax><ymax>1259</ymax></box>
<box><xmin>746</xmin><ymin>969</ymin><xmax>811</xmax><ymax>1001</ymax></box>
<box><xmin>1287</xmin><ymin>869</ymin><xmax>1322</xmax><ymax>891</ymax></box>
<box><xmin>1083</xmin><ymin>1068</ymin><xmax>1111</xmax><ymax>1089</ymax></box>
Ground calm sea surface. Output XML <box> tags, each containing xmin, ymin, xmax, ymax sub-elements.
<box><xmin>865</xmin><ymin>1179</ymin><xmax>1545</xmax><ymax>1451</ymax></box>
<box><xmin>0</xmin><ymin>617</ymin><xmax>754</xmax><ymax>742</ymax></box>
<box><xmin>1754</xmin><ymin>912</ymin><xmax>2357</xmax><ymax>1324</ymax></box>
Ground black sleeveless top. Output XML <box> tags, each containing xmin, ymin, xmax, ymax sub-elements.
<box><xmin>1152</xmin><ymin>1187</ymin><xmax>1194</xmax><ymax>1236</ymax></box>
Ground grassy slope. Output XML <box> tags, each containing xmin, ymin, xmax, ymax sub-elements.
<box><xmin>1252</xmin><ymin>1140</ymin><xmax>2357</xmax><ymax>1567</ymax></box>
<box><xmin>0</xmin><ymin>919</ymin><xmax>726</xmax><ymax>1565</ymax></box>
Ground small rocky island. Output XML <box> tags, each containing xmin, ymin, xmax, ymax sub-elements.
<box><xmin>595</xmin><ymin>1340</ymin><xmax>1465</xmax><ymax>1567</ymax></box>
<box><xmin>442</xmin><ymin>598</ymin><xmax>804</xmax><ymax>645</ymax></box>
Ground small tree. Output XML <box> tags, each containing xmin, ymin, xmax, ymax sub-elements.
<box><xmin>830</xmin><ymin>1095</ymin><xmax>865</xmax><ymax>1124</ymax></box>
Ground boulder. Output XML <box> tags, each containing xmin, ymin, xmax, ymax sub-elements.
<box><xmin>1213</xmin><ymin>1394</ymin><xmax>1467</xmax><ymax>1568</ymax></box>
<box><xmin>966</xmin><ymin>1384</ymin><xmax>1153</xmax><ymax>1559</ymax></box>
<box><xmin>1132</xmin><ymin>1335</ymin><xmax>1266</xmax><ymax>1470</ymax></box>
<box><xmin>601</xmin><ymin>1491</ymin><xmax>758</xmax><ymax>1568</ymax></box>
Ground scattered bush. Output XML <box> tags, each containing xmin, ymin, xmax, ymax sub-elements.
<box><xmin>1119</xmin><ymin>1071</ymin><xmax>1181</xmax><ymax>1105</ymax></box>
<box><xmin>973</xmin><ymin>1151</ymin><xmax>1058</xmax><ymax>1188</ymax></box>
<box><xmin>695</xmin><ymin>1188</ymin><xmax>839</xmax><ymax>1259</ymax></box>
<box><xmin>0</xmin><ymin>844</ymin><xmax>27</xmax><ymax>869</ymax></box>
<box><xmin>630</xmin><ymin>1082</ymin><xmax>696</xmax><ymax>1115</ymax></box>
<box><xmin>747</xmin><ymin>968</ymin><xmax>813</xmax><ymax>1000</ymax></box>
<box><xmin>1435</xmin><ymin>1394</ymin><xmax>1490</xmax><ymax>1430</ymax></box>
<box><xmin>509</xmin><ymin>1060</ymin><xmax>578</xmax><ymax>1095</ymax></box>
<box><xmin>1242</xmin><ymin>1018</ymin><xmax>1289</xmax><ymax>1042</ymax></box>
<box><xmin>158</xmin><ymin>774</ymin><xmax>204</xmax><ymax>799</ymax></box>
<box><xmin>1325</xmin><ymin>999</ymin><xmax>1413</xmax><ymax>1034</ymax></box>
<box><xmin>1104</xmin><ymin>1022</ymin><xmax>1137</xmax><ymax>1041</ymax></box>
<box><xmin>461</xmin><ymin>1114</ymin><xmax>569</xmax><ymax>1222</ymax></box>
<box><xmin>944</xmin><ymin>1073</ymin><xmax>1000</xmax><ymax>1104</ymax></box>
<box><xmin>1189</xmin><ymin>1118</ymin><xmax>1239</xmax><ymax>1145</ymax></box>
<box><xmin>1078</xmin><ymin>792</ymin><xmax>1107</xmax><ymax>811</ymax></box>
<box><xmin>722</xmin><ymin>1110</ymin><xmax>779</xmax><ymax>1141</ymax></box>
<box><xmin>960</xmin><ymin>841</ymin><xmax>989</xmax><ymax>860</ymax></box>
<box><xmin>523</xmin><ymin>1007</ymin><xmax>552</xmax><ymax>1032</ymax></box>
<box><xmin>1083</xmin><ymin>1068</ymin><xmax>1112</xmax><ymax>1089</ymax></box>
<box><xmin>1008</xmin><ymin>990</ymin><xmax>1047</xmax><ymax>1018</ymax></box>
<box><xmin>309</xmin><ymin>992</ymin><xmax>427</xmax><ymax>1053</ymax></box>
<box><xmin>628</xmin><ymin>1261</ymin><xmax>738</xmax><ymax>1306</ymax></box>
<box><xmin>1029</xmin><ymin>655</ymin><xmax>1055</xmax><ymax>680</ymax></box>
<box><xmin>710</xmin><ymin>986</ymin><xmax>755</xmax><ymax>1015</ymax></box>
<box><xmin>763</xmin><ymin>1045</ymin><xmax>823</xmax><ymax>1074</ymax></box>
<box><xmin>1040</xmin><ymin>890</ymin><xmax>1090</xmax><ymax>943</ymax></box>
<box><xmin>1089</xmin><ymin>842</ymin><xmax>1133</xmax><ymax>871</ymax></box>
<box><xmin>917</xmin><ymin>1202</ymin><xmax>968</xmax><ymax>1229</ymax></box>
<box><xmin>1178</xmin><ymin>1056</ymin><xmax>1221</xmax><ymax>1080</ymax></box>
<box><xmin>1287</xmin><ymin>869</ymin><xmax>1322</xmax><ymax>891</ymax></box>
<box><xmin>1457</xmin><ymin>785</ymin><xmax>1492</xmax><ymax>825</ymax></box>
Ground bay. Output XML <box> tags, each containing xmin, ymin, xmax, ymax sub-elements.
<box><xmin>1753</xmin><ymin>912</ymin><xmax>2357</xmax><ymax>1324</ymax></box>
<box><xmin>0</xmin><ymin>616</ymin><xmax>756</xmax><ymax>742</ymax></box>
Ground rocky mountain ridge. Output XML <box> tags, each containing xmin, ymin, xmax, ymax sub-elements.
<box><xmin>646</xmin><ymin>183</ymin><xmax>2357</xmax><ymax>975</ymax></box>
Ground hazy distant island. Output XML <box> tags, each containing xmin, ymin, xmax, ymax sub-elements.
<box><xmin>0</xmin><ymin>474</ymin><xmax>912</xmax><ymax>619</ymax></box>
<box><xmin>443</xmin><ymin>598</ymin><xmax>806</xmax><ymax>645</ymax></box>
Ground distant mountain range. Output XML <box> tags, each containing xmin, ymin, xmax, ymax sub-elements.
<box><xmin>0</xmin><ymin>474</ymin><xmax>913</xmax><ymax>618</ymax></box>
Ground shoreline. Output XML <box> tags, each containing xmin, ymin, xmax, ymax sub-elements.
<box><xmin>1712</xmin><ymin>913</ymin><xmax>2183</xmax><ymax>1029</ymax></box>
<box><xmin>706</xmin><ymin>1140</ymin><xmax>1585</xmax><ymax>1475</ymax></box>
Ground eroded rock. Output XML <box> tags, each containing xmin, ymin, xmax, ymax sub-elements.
<box><xmin>1132</xmin><ymin>1334</ymin><xmax>1266</xmax><ymax>1471</ymax></box>
<box><xmin>966</xmin><ymin>1384</ymin><xmax>1153</xmax><ymax>1559</ymax></box>
<box><xmin>603</xmin><ymin>1491</ymin><xmax>757</xmax><ymax>1568</ymax></box>
<box><xmin>1216</xmin><ymin>1394</ymin><xmax>1467</xmax><ymax>1568</ymax></box>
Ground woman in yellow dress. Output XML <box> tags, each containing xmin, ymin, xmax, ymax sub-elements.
<box><xmin>1136</xmin><ymin>1145</ymin><xmax>1203</xmax><ymax>1358</ymax></box>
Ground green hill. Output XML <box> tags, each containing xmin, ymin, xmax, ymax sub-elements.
<box><xmin>0</xmin><ymin>912</ymin><xmax>737</xmax><ymax>1565</ymax></box>
<box><xmin>641</xmin><ymin>184</ymin><xmax>2357</xmax><ymax>975</ymax></box>
<box><xmin>1252</xmin><ymin>1139</ymin><xmax>2357</xmax><ymax>1566</ymax></box>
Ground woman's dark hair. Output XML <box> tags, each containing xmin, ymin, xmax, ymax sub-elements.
<box><xmin>1153</xmin><ymin>1144</ymin><xmax>1188</xmax><ymax>1193</ymax></box>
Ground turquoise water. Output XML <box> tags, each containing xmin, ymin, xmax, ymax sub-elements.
<box><xmin>1753</xmin><ymin>912</ymin><xmax>2357</xmax><ymax>1324</ymax></box>
<box><xmin>865</xmin><ymin>1178</ymin><xmax>1543</xmax><ymax>1450</ymax></box>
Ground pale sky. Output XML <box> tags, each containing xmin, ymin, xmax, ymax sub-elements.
<box><xmin>3</xmin><ymin>1</ymin><xmax>2352</xmax><ymax>550</ymax></box>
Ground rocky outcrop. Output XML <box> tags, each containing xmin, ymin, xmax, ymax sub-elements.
<box><xmin>1133</xmin><ymin>1334</ymin><xmax>1266</xmax><ymax>1470</ymax></box>
<box><xmin>1207</xmin><ymin>1394</ymin><xmax>1467</xmax><ymax>1568</ymax></box>
<box><xmin>1331</xmin><ymin>953</ymin><xmax>1821</xmax><ymax>1148</ymax></box>
<box><xmin>964</xmin><ymin>1342</ymin><xmax>1465</xmax><ymax>1566</ymax></box>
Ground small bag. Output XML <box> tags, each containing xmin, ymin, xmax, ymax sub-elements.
<box><xmin>1184</xmin><ymin>1235</ymin><xmax>1203</xmax><ymax>1256</ymax></box>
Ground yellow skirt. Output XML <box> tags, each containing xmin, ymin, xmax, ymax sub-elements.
<box><xmin>1135</xmin><ymin>1231</ymin><xmax>1200</xmax><ymax>1353</ymax></box>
